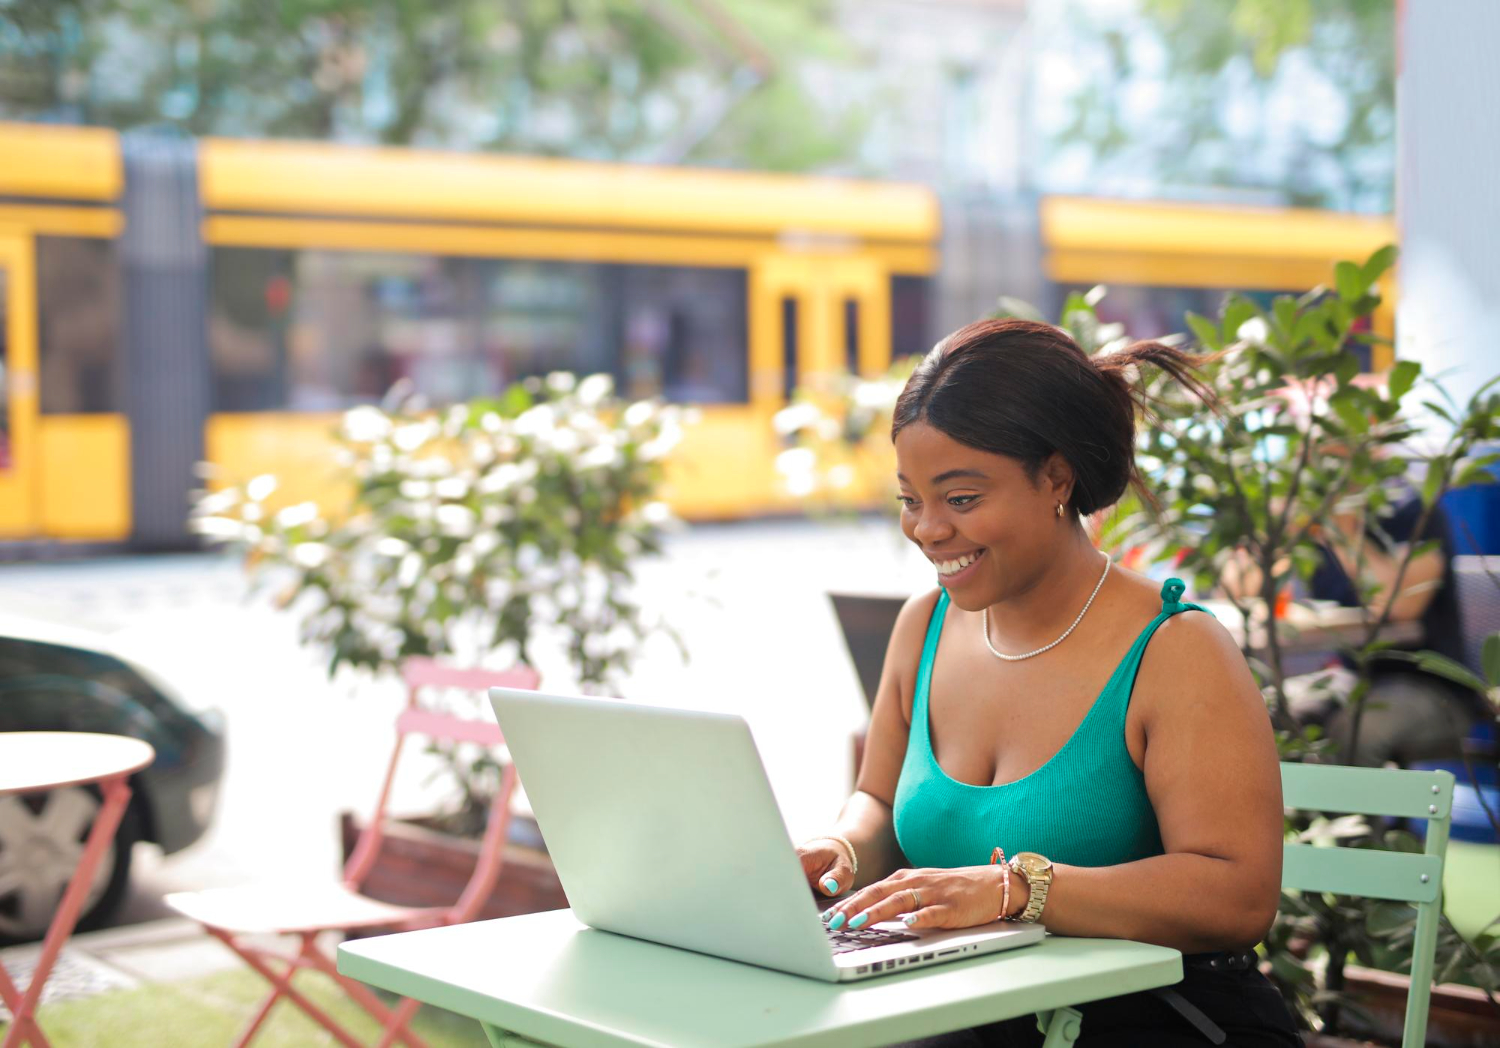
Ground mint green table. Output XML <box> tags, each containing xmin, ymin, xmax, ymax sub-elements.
<box><xmin>337</xmin><ymin>909</ymin><xmax>1182</xmax><ymax>1048</ymax></box>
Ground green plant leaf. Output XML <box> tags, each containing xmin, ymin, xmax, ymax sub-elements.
<box><xmin>1335</xmin><ymin>260</ymin><xmax>1366</xmax><ymax>301</ymax></box>
<box><xmin>1375</xmin><ymin>649</ymin><xmax>1489</xmax><ymax>694</ymax></box>
<box><xmin>1362</xmin><ymin>244</ymin><xmax>1398</xmax><ymax>286</ymax></box>
<box><xmin>1483</xmin><ymin>633</ymin><xmax>1500</xmax><ymax>688</ymax></box>
<box><xmin>1187</xmin><ymin>311</ymin><xmax>1221</xmax><ymax>351</ymax></box>
<box><xmin>1387</xmin><ymin>359</ymin><xmax>1420</xmax><ymax>402</ymax></box>
<box><xmin>996</xmin><ymin>296</ymin><xmax>1046</xmax><ymax>322</ymax></box>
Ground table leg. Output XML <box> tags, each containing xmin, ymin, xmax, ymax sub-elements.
<box><xmin>480</xmin><ymin>1023</ymin><xmax>554</xmax><ymax>1048</ymax></box>
<box><xmin>1038</xmin><ymin>1006</ymin><xmax>1083</xmax><ymax>1048</ymax></box>
<box><xmin>1</xmin><ymin>776</ymin><xmax>131</xmax><ymax>1048</ymax></box>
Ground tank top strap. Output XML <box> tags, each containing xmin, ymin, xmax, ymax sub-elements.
<box><xmin>1099</xmin><ymin>577</ymin><xmax>1213</xmax><ymax>722</ymax></box>
<box><xmin>912</xmin><ymin>589</ymin><xmax>950</xmax><ymax>745</ymax></box>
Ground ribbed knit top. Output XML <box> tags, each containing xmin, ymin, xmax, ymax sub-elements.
<box><xmin>893</xmin><ymin>578</ymin><xmax>1206</xmax><ymax>871</ymax></box>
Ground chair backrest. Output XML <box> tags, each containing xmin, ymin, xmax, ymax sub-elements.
<box><xmin>1451</xmin><ymin>555</ymin><xmax>1500</xmax><ymax>676</ymax></box>
<box><xmin>1280</xmin><ymin>762</ymin><xmax>1456</xmax><ymax>1048</ymax></box>
<box><xmin>343</xmin><ymin>657</ymin><xmax>542</xmax><ymax>925</ymax></box>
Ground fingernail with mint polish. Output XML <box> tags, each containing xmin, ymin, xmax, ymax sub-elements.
<box><xmin>828</xmin><ymin>912</ymin><xmax>847</xmax><ymax>931</ymax></box>
<box><xmin>903</xmin><ymin>914</ymin><xmax>918</xmax><ymax>926</ymax></box>
<box><xmin>848</xmin><ymin>913</ymin><xmax>868</xmax><ymax>930</ymax></box>
<box><xmin>822</xmin><ymin>877</ymin><xmax>839</xmax><ymax>895</ymax></box>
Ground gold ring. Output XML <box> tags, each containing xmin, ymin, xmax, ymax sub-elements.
<box><xmin>909</xmin><ymin>889</ymin><xmax>921</xmax><ymax>910</ymax></box>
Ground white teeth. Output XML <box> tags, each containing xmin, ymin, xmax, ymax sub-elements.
<box><xmin>935</xmin><ymin>551</ymin><xmax>981</xmax><ymax>576</ymax></box>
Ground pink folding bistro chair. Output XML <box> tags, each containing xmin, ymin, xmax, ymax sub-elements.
<box><xmin>166</xmin><ymin>658</ymin><xmax>540</xmax><ymax>1048</ymax></box>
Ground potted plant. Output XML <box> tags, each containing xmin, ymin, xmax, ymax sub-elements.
<box><xmin>1113</xmin><ymin>247</ymin><xmax>1500</xmax><ymax>1043</ymax></box>
<box><xmin>194</xmin><ymin>372</ymin><xmax>687</xmax><ymax>917</ymax></box>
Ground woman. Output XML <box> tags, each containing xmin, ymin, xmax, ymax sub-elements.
<box><xmin>798</xmin><ymin>319</ymin><xmax>1299</xmax><ymax>1046</ymax></box>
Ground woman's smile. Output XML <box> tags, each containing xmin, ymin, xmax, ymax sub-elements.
<box><xmin>928</xmin><ymin>546</ymin><xmax>987</xmax><ymax>586</ymax></box>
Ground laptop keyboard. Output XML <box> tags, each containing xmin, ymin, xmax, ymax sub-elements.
<box><xmin>824</xmin><ymin>925</ymin><xmax>920</xmax><ymax>955</ymax></box>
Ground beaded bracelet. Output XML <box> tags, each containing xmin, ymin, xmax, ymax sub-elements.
<box><xmin>808</xmin><ymin>834</ymin><xmax>858</xmax><ymax>878</ymax></box>
<box><xmin>990</xmin><ymin>846</ymin><xmax>1011</xmax><ymax>921</ymax></box>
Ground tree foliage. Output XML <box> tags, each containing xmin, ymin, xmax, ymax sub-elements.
<box><xmin>0</xmin><ymin>0</ymin><xmax>857</xmax><ymax>169</ymax></box>
<box><xmin>1037</xmin><ymin>0</ymin><xmax>1395</xmax><ymax>210</ymax></box>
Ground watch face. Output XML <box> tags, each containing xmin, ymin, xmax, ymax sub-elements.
<box><xmin>1014</xmin><ymin>851</ymin><xmax>1052</xmax><ymax>874</ymax></box>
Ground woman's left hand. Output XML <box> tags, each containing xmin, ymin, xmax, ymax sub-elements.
<box><xmin>822</xmin><ymin>864</ymin><xmax>1027</xmax><ymax>931</ymax></box>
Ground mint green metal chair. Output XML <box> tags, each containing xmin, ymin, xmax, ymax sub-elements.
<box><xmin>1280</xmin><ymin>762</ymin><xmax>1456</xmax><ymax>1048</ymax></box>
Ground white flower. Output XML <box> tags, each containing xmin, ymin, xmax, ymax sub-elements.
<box><xmin>480</xmin><ymin>411</ymin><xmax>503</xmax><ymax>434</ymax></box>
<box><xmin>399</xmin><ymin>479</ymin><xmax>432</xmax><ymax>500</ymax></box>
<box><xmin>436</xmin><ymin>504</ymin><xmax>477</xmax><ymax>538</ymax></box>
<box><xmin>343</xmin><ymin>406</ymin><xmax>391</xmax><ymax>443</ymax></box>
<box><xmin>478</xmin><ymin>463</ymin><xmax>520</xmax><ymax>495</ymax></box>
<box><xmin>192</xmin><ymin>516</ymin><xmax>246</xmax><ymax>540</ymax></box>
<box><xmin>291</xmin><ymin>542</ymin><xmax>329</xmax><ymax>568</ymax></box>
<box><xmin>578</xmin><ymin>442</ymin><xmax>620</xmax><ymax>470</ymax></box>
<box><xmin>393</xmin><ymin>421</ymin><xmax>436</xmax><ymax>452</ymax></box>
<box><xmin>547</xmin><ymin>428</ymin><xmax>580</xmax><ymax>455</ymax></box>
<box><xmin>246</xmin><ymin>474</ymin><xmax>278</xmax><ymax>503</ymax></box>
<box><xmin>375</xmin><ymin>537</ymin><xmax>410</xmax><ymax>557</ymax></box>
<box><xmin>829</xmin><ymin>464</ymin><xmax>855</xmax><ymax>489</ymax></box>
<box><xmin>546</xmin><ymin>371</ymin><xmax>577</xmax><ymax>394</ymax></box>
<box><xmin>399</xmin><ymin>553</ymin><xmax>422</xmax><ymax>589</ymax></box>
<box><xmin>640</xmin><ymin>501</ymin><xmax>673</xmax><ymax>526</ymax></box>
<box><xmin>515</xmin><ymin>404</ymin><xmax>556</xmax><ymax>437</ymax></box>
<box><xmin>776</xmin><ymin>447</ymin><xmax>817</xmax><ymax>476</ymax></box>
<box><xmin>471</xmin><ymin>530</ymin><xmax>500</xmax><ymax>556</ymax></box>
<box><xmin>815</xmin><ymin>418</ymin><xmax>842</xmax><ymax>442</ymax></box>
<box><xmin>577</xmin><ymin>373</ymin><xmax>613</xmax><ymax>406</ymax></box>
<box><xmin>275</xmin><ymin>501</ymin><xmax>320</xmax><ymax>529</ymax></box>
<box><xmin>623</xmin><ymin>401</ymin><xmax>654</xmax><ymax>428</ymax></box>
<box><xmin>1237</xmin><ymin>317</ymin><xmax>1270</xmax><ymax>344</ymax></box>
<box><xmin>773</xmin><ymin>402</ymin><xmax>821</xmax><ymax>434</ymax></box>
<box><xmin>435</xmin><ymin>476</ymin><xmax>470</xmax><ymax>500</ymax></box>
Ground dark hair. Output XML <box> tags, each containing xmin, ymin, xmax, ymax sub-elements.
<box><xmin>891</xmin><ymin>317</ymin><xmax>1211</xmax><ymax>516</ymax></box>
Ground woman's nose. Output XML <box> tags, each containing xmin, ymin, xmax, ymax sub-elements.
<box><xmin>912</xmin><ymin>509</ymin><xmax>954</xmax><ymax>546</ymax></box>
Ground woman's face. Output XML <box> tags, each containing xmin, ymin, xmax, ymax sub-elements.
<box><xmin>894</xmin><ymin>420</ymin><xmax>1067</xmax><ymax>611</ymax></box>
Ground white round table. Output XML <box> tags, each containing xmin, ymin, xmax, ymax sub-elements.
<box><xmin>0</xmin><ymin>732</ymin><xmax>154</xmax><ymax>1048</ymax></box>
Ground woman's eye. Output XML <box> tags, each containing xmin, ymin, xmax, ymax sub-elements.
<box><xmin>896</xmin><ymin>495</ymin><xmax>916</xmax><ymax>508</ymax></box>
<box><xmin>948</xmin><ymin>495</ymin><xmax>977</xmax><ymax>507</ymax></box>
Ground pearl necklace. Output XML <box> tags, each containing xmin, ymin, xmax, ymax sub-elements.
<box><xmin>981</xmin><ymin>552</ymin><xmax>1111</xmax><ymax>661</ymax></box>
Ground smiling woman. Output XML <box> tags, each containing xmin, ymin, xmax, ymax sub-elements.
<box><xmin>797</xmin><ymin>318</ymin><xmax>1302</xmax><ymax>1047</ymax></box>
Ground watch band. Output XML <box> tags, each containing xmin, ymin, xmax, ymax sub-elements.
<box><xmin>1009</xmin><ymin>853</ymin><xmax>1052</xmax><ymax>923</ymax></box>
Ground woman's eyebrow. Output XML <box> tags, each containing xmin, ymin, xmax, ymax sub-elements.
<box><xmin>895</xmin><ymin>468</ymin><xmax>990</xmax><ymax>485</ymax></box>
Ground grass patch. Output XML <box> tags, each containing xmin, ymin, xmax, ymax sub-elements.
<box><xmin>0</xmin><ymin>966</ymin><xmax>490</xmax><ymax>1047</ymax></box>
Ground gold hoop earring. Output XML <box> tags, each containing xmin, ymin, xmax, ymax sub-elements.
<box><xmin>1055</xmin><ymin>503</ymin><xmax>1065</xmax><ymax>519</ymax></box>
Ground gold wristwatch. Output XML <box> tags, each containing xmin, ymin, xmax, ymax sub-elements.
<box><xmin>1008</xmin><ymin>852</ymin><xmax>1054</xmax><ymax>923</ymax></box>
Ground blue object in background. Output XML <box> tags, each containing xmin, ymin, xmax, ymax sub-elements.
<box><xmin>1441</xmin><ymin>447</ymin><xmax>1500</xmax><ymax>554</ymax></box>
<box><xmin>1413</xmin><ymin>729</ymin><xmax>1500</xmax><ymax>845</ymax></box>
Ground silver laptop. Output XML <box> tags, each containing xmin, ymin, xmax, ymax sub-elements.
<box><xmin>489</xmin><ymin>687</ymin><xmax>1044</xmax><ymax>982</ymax></box>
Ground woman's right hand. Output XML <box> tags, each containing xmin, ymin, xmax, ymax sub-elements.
<box><xmin>797</xmin><ymin>838</ymin><xmax>855</xmax><ymax>898</ymax></box>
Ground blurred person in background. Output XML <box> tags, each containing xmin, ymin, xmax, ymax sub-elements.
<box><xmin>795</xmin><ymin>319</ymin><xmax>1299</xmax><ymax>1046</ymax></box>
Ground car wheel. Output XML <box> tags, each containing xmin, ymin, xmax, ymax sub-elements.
<box><xmin>0</xmin><ymin>785</ymin><xmax>139</xmax><ymax>945</ymax></box>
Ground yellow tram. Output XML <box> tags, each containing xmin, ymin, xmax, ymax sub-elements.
<box><xmin>0</xmin><ymin>121</ymin><xmax>1397</xmax><ymax>546</ymax></box>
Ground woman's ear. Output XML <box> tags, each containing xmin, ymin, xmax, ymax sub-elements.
<box><xmin>1041</xmin><ymin>452</ymin><xmax>1075</xmax><ymax>506</ymax></box>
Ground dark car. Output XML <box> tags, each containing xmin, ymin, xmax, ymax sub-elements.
<box><xmin>0</xmin><ymin>612</ymin><xmax>226</xmax><ymax>943</ymax></box>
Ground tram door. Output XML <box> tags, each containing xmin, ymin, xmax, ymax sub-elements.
<box><xmin>0</xmin><ymin>233</ymin><xmax>37</xmax><ymax>537</ymax></box>
<box><xmin>754</xmin><ymin>253</ymin><xmax>891</xmax><ymax>408</ymax></box>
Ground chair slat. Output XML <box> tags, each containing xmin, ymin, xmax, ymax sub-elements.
<box><xmin>397</xmin><ymin>707</ymin><xmax>504</xmax><ymax>747</ymax></box>
<box><xmin>403</xmin><ymin>657</ymin><xmax>541</xmax><ymax>693</ymax></box>
<box><xmin>1282</xmin><ymin>843</ymin><xmax>1443</xmax><ymax>904</ymax></box>
<box><xmin>1281</xmin><ymin>763</ymin><xmax>1454</xmax><ymax>820</ymax></box>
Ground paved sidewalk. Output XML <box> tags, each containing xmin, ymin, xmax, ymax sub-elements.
<box><xmin>0</xmin><ymin>917</ymin><xmax>317</xmax><ymax>1020</ymax></box>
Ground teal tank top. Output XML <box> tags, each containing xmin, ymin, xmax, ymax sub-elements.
<box><xmin>893</xmin><ymin>578</ymin><xmax>1207</xmax><ymax>871</ymax></box>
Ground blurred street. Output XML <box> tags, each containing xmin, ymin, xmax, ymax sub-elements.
<box><xmin>0</xmin><ymin>517</ymin><xmax>934</xmax><ymax>931</ymax></box>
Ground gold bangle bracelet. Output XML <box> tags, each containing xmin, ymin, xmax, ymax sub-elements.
<box><xmin>807</xmin><ymin>834</ymin><xmax>858</xmax><ymax>878</ymax></box>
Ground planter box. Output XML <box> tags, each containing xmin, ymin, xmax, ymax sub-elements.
<box><xmin>1332</xmin><ymin>965</ymin><xmax>1500</xmax><ymax>1048</ymax></box>
<box><xmin>339</xmin><ymin>811</ymin><xmax>567</xmax><ymax>920</ymax></box>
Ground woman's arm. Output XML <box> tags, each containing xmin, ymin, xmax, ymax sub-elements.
<box><xmin>818</xmin><ymin>589</ymin><xmax>940</xmax><ymax>890</ymax></box>
<box><xmin>1033</xmin><ymin>611</ymin><xmax>1284</xmax><ymax>952</ymax></box>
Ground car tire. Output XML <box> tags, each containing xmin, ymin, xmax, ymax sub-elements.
<box><xmin>0</xmin><ymin>784</ymin><xmax>141</xmax><ymax>946</ymax></box>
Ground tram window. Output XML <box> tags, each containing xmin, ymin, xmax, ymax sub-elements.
<box><xmin>210</xmin><ymin>248</ymin><xmax>748</xmax><ymax>411</ymax></box>
<box><xmin>38</xmin><ymin>237</ymin><xmax>122</xmax><ymax>415</ymax></box>
<box><xmin>844</xmin><ymin>299</ymin><xmax>860</xmax><ymax>375</ymax></box>
<box><xmin>0</xmin><ymin>270</ymin><xmax>8</xmax><ymax>469</ymax></box>
<box><xmin>890</xmin><ymin>275</ymin><xmax>932</xmax><ymax>360</ymax></box>
<box><xmin>781</xmin><ymin>297</ymin><xmax>799</xmax><ymax>401</ymax></box>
